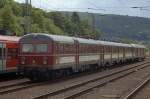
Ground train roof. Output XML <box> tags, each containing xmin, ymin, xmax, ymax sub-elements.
<box><xmin>20</xmin><ymin>33</ymin><xmax>145</xmax><ymax>48</ymax></box>
<box><xmin>0</xmin><ymin>35</ymin><xmax>20</xmax><ymax>42</ymax></box>
<box><xmin>131</xmin><ymin>44</ymin><xmax>145</xmax><ymax>48</ymax></box>
<box><xmin>20</xmin><ymin>33</ymin><xmax>75</xmax><ymax>44</ymax></box>
<box><xmin>97</xmin><ymin>41</ymin><xmax>132</xmax><ymax>47</ymax></box>
<box><xmin>74</xmin><ymin>38</ymin><xmax>99</xmax><ymax>44</ymax></box>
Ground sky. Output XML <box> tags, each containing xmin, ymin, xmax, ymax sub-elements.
<box><xmin>15</xmin><ymin>0</ymin><xmax>150</xmax><ymax>18</ymax></box>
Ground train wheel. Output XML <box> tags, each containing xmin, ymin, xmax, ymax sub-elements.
<box><xmin>29</xmin><ymin>75</ymin><xmax>37</xmax><ymax>81</ymax></box>
<box><xmin>66</xmin><ymin>68</ymin><xmax>72</xmax><ymax>76</ymax></box>
<box><xmin>32</xmin><ymin>71</ymin><xmax>38</xmax><ymax>81</ymax></box>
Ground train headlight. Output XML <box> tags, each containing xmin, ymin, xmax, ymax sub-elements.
<box><xmin>21</xmin><ymin>57</ymin><xmax>25</xmax><ymax>64</ymax></box>
<box><xmin>43</xmin><ymin>57</ymin><xmax>48</xmax><ymax>65</ymax></box>
<box><xmin>43</xmin><ymin>60</ymin><xmax>47</xmax><ymax>65</ymax></box>
<box><xmin>21</xmin><ymin>61</ymin><xmax>25</xmax><ymax>64</ymax></box>
<box><xmin>32</xmin><ymin>60</ymin><xmax>35</xmax><ymax>64</ymax></box>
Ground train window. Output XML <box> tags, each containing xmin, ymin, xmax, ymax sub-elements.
<box><xmin>22</xmin><ymin>44</ymin><xmax>34</xmax><ymax>53</ymax></box>
<box><xmin>0</xmin><ymin>48</ymin><xmax>2</xmax><ymax>59</ymax></box>
<box><xmin>7</xmin><ymin>48</ymin><xmax>18</xmax><ymax>59</ymax></box>
<box><xmin>58</xmin><ymin>44</ymin><xmax>64</xmax><ymax>54</ymax></box>
<box><xmin>0</xmin><ymin>48</ymin><xmax>6</xmax><ymax>59</ymax></box>
<box><xmin>36</xmin><ymin>44</ymin><xmax>48</xmax><ymax>53</ymax></box>
<box><xmin>63</xmin><ymin>44</ymin><xmax>75</xmax><ymax>54</ymax></box>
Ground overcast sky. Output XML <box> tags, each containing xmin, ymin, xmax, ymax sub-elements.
<box><xmin>15</xmin><ymin>0</ymin><xmax>150</xmax><ymax>18</ymax></box>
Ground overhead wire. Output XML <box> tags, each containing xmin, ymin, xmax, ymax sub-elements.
<box><xmin>87</xmin><ymin>1</ymin><xmax>106</xmax><ymax>11</ymax></box>
<box><xmin>31</xmin><ymin>0</ymin><xmax>150</xmax><ymax>14</ymax></box>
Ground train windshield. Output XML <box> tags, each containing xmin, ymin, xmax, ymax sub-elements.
<box><xmin>22</xmin><ymin>44</ymin><xmax>34</xmax><ymax>53</ymax></box>
<box><xmin>35</xmin><ymin>44</ymin><xmax>48</xmax><ymax>53</ymax></box>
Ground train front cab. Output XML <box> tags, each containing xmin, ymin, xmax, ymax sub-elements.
<box><xmin>19</xmin><ymin>36</ymin><xmax>53</xmax><ymax>80</ymax></box>
<box><xmin>19</xmin><ymin>33</ymin><xmax>75</xmax><ymax>80</ymax></box>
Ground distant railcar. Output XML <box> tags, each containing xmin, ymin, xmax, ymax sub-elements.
<box><xmin>0</xmin><ymin>35</ymin><xmax>20</xmax><ymax>74</ymax></box>
<box><xmin>18</xmin><ymin>33</ymin><xmax>145</xmax><ymax>80</ymax></box>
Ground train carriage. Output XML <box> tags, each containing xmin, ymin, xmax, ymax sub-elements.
<box><xmin>74</xmin><ymin>38</ymin><xmax>100</xmax><ymax>70</ymax></box>
<box><xmin>131</xmin><ymin>44</ymin><xmax>145</xmax><ymax>61</ymax></box>
<box><xmin>0</xmin><ymin>35</ymin><xmax>20</xmax><ymax>74</ymax></box>
<box><xmin>74</xmin><ymin>38</ymin><xmax>100</xmax><ymax>71</ymax></box>
<box><xmin>97</xmin><ymin>41</ymin><xmax>130</xmax><ymax>65</ymax></box>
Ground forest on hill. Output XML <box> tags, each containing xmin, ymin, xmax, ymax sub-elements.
<box><xmin>76</xmin><ymin>12</ymin><xmax>150</xmax><ymax>43</ymax></box>
<box><xmin>0</xmin><ymin>0</ymin><xmax>100</xmax><ymax>39</ymax></box>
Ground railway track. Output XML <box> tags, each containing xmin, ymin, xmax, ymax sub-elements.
<box><xmin>0</xmin><ymin>60</ymin><xmax>148</xmax><ymax>98</ymax></box>
<box><xmin>0</xmin><ymin>79</ymin><xmax>49</xmax><ymax>95</ymax></box>
<box><xmin>0</xmin><ymin>78</ymin><xmax>29</xmax><ymax>89</ymax></box>
<box><xmin>122</xmin><ymin>76</ymin><xmax>150</xmax><ymax>99</ymax></box>
<box><xmin>32</xmin><ymin>61</ymin><xmax>150</xmax><ymax>99</ymax></box>
<box><xmin>0</xmin><ymin>70</ymin><xmax>104</xmax><ymax>95</ymax></box>
<box><xmin>0</xmin><ymin>70</ymin><xmax>102</xmax><ymax>95</ymax></box>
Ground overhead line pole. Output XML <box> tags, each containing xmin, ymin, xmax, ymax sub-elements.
<box><xmin>24</xmin><ymin>0</ymin><xmax>31</xmax><ymax>35</ymax></box>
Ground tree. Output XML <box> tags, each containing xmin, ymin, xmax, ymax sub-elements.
<box><xmin>43</xmin><ymin>18</ymin><xmax>64</xmax><ymax>35</ymax></box>
<box><xmin>31</xmin><ymin>24</ymin><xmax>41</xmax><ymax>33</ymax></box>
<box><xmin>71</xmin><ymin>12</ymin><xmax>80</xmax><ymax>24</ymax></box>
<box><xmin>50</xmin><ymin>12</ymin><xmax>66</xmax><ymax>31</ymax></box>
<box><xmin>0</xmin><ymin>0</ymin><xmax>9</xmax><ymax>8</ymax></box>
<box><xmin>31</xmin><ymin>9</ymin><xmax>45</xmax><ymax>31</ymax></box>
<box><xmin>1</xmin><ymin>5</ymin><xmax>23</xmax><ymax>35</ymax></box>
<box><xmin>0</xmin><ymin>18</ymin><xmax>3</xmax><ymax>29</ymax></box>
<box><xmin>11</xmin><ymin>2</ymin><xmax>22</xmax><ymax>16</ymax></box>
<box><xmin>1</xmin><ymin>5</ymin><xmax>15</xmax><ymax>31</ymax></box>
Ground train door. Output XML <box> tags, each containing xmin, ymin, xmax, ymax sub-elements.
<box><xmin>0</xmin><ymin>42</ymin><xmax>6</xmax><ymax>72</ymax></box>
<box><xmin>100</xmin><ymin>45</ymin><xmax>104</xmax><ymax>65</ymax></box>
<box><xmin>6</xmin><ymin>42</ymin><xmax>18</xmax><ymax>71</ymax></box>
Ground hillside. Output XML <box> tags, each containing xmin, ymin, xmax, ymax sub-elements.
<box><xmin>79</xmin><ymin>12</ymin><xmax>150</xmax><ymax>43</ymax></box>
<box><xmin>93</xmin><ymin>14</ymin><xmax>150</xmax><ymax>42</ymax></box>
<box><xmin>62</xmin><ymin>12</ymin><xmax>150</xmax><ymax>43</ymax></box>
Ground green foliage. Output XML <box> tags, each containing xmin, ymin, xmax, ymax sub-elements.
<box><xmin>0</xmin><ymin>0</ymin><xmax>9</xmax><ymax>8</ymax></box>
<box><xmin>0</xmin><ymin>18</ymin><xmax>3</xmax><ymax>29</ymax></box>
<box><xmin>71</xmin><ymin>12</ymin><xmax>80</xmax><ymax>24</ymax></box>
<box><xmin>0</xmin><ymin>0</ymin><xmax>23</xmax><ymax>35</ymax></box>
<box><xmin>50</xmin><ymin>12</ymin><xmax>66</xmax><ymax>31</ymax></box>
<box><xmin>120</xmin><ymin>38</ymin><xmax>138</xmax><ymax>44</ymax></box>
<box><xmin>11</xmin><ymin>2</ymin><xmax>22</xmax><ymax>16</ymax></box>
<box><xmin>42</xmin><ymin>18</ymin><xmax>64</xmax><ymax>35</ymax></box>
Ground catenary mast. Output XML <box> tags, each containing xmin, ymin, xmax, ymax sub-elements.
<box><xmin>24</xmin><ymin>0</ymin><xmax>31</xmax><ymax>34</ymax></box>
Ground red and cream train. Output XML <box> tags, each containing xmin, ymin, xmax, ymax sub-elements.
<box><xmin>18</xmin><ymin>33</ymin><xmax>146</xmax><ymax>80</ymax></box>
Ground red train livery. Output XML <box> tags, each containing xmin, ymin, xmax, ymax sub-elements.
<box><xmin>18</xmin><ymin>33</ymin><xmax>145</xmax><ymax>80</ymax></box>
<box><xmin>0</xmin><ymin>35</ymin><xmax>20</xmax><ymax>74</ymax></box>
